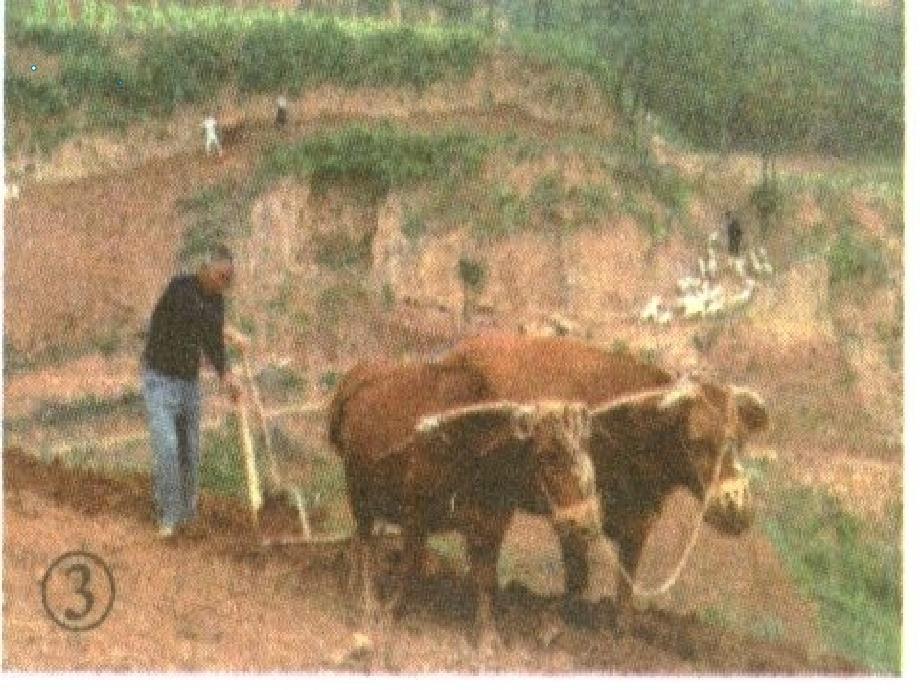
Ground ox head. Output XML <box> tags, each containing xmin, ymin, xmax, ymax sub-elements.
<box><xmin>656</xmin><ymin>379</ymin><xmax>769</xmax><ymax>534</ymax></box>
<box><xmin>416</xmin><ymin>401</ymin><xmax>601</xmax><ymax>537</ymax></box>
<box><xmin>511</xmin><ymin>401</ymin><xmax>601</xmax><ymax>537</ymax></box>
<box><xmin>591</xmin><ymin>380</ymin><xmax>769</xmax><ymax>536</ymax></box>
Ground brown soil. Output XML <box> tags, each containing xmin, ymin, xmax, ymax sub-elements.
<box><xmin>3</xmin><ymin>449</ymin><xmax>859</xmax><ymax>674</ymax></box>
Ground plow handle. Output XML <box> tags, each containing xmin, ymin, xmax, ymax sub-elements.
<box><xmin>235</xmin><ymin>392</ymin><xmax>263</xmax><ymax>526</ymax></box>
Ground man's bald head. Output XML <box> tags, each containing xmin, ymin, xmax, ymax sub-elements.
<box><xmin>197</xmin><ymin>244</ymin><xmax>235</xmax><ymax>295</ymax></box>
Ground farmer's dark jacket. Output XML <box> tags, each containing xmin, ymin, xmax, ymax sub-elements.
<box><xmin>143</xmin><ymin>274</ymin><xmax>226</xmax><ymax>381</ymax></box>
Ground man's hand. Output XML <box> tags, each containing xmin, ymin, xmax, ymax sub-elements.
<box><xmin>221</xmin><ymin>372</ymin><xmax>243</xmax><ymax>403</ymax></box>
<box><xmin>224</xmin><ymin>325</ymin><xmax>251</xmax><ymax>352</ymax></box>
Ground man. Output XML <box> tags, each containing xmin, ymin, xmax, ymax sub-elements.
<box><xmin>275</xmin><ymin>95</ymin><xmax>288</xmax><ymax>128</ymax></box>
<box><xmin>142</xmin><ymin>245</ymin><xmax>247</xmax><ymax>538</ymax></box>
<box><xmin>202</xmin><ymin>115</ymin><xmax>222</xmax><ymax>156</ymax></box>
<box><xmin>725</xmin><ymin>211</ymin><xmax>743</xmax><ymax>257</ymax></box>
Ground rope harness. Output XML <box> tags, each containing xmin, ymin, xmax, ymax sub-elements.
<box><xmin>375</xmin><ymin>404</ymin><xmax>601</xmax><ymax>531</ymax></box>
<box><xmin>611</xmin><ymin>439</ymin><xmax>729</xmax><ymax>599</ymax></box>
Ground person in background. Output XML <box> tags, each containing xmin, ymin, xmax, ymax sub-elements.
<box><xmin>141</xmin><ymin>244</ymin><xmax>249</xmax><ymax>538</ymax></box>
<box><xmin>202</xmin><ymin>115</ymin><xmax>222</xmax><ymax>156</ymax></box>
<box><xmin>275</xmin><ymin>95</ymin><xmax>288</xmax><ymax>128</ymax></box>
<box><xmin>725</xmin><ymin>211</ymin><xmax>743</xmax><ymax>257</ymax></box>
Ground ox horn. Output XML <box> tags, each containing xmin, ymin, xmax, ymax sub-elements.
<box><xmin>731</xmin><ymin>386</ymin><xmax>769</xmax><ymax>433</ymax></box>
<box><xmin>658</xmin><ymin>379</ymin><xmax>702</xmax><ymax>411</ymax></box>
<box><xmin>566</xmin><ymin>402</ymin><xmax>591</xmax><ymax>440</ymax></box>
<box><xmin>511</xmin><ymin>404</ymin><xmax>537</xmax><ymax>440</ymax></box>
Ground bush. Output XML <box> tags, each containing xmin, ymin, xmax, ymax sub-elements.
<box><xmin>136</xmin><ymin>29</ymin><xmax>235</xmax><ymax>112</ymax></box>
<box><xmin>750</xmin><ymin>178</ymin><xmax>783</xmax><ymax>233</ymax></box>
<box><xmin>7</xmin><ymin>6</ymin><xmax>485</xmax><ymax>134</ymax></box>
<box><xmin>827</xmin><ymin>227</ymin><xmax>888</xmax><ymax>289</ymax></box>
<box><xmin>262</xmin><ymin>124</ymin><xmax>489</xmax><ymax>196</ymax></box>
<box><xmin>3</xmin><ymin>75</ymin><xmax>68</xmax><ymax>118</ymax></box>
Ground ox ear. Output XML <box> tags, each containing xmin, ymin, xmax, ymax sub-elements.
<box><xmin>511</xmin><ymin>405</ymin><xmax>537</xmax><ymax>440</ymax></box>
<box><xmin>732</xmin><ymin>386</ymin><xmax>769</xmax><ymax>434</ymax></box>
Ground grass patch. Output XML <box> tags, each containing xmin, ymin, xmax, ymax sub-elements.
<box><xmin>474</xmin><ymin>184</ymin><xmax>528</xmax><ymax>241</ymax></box>
<box><xmin>319</xmin><ymin>370</ymin><xmax>341</xmax><ymax>393</ymax></box>
<box><xmin>32</xmin><ymin>390</ymin><xmax>144</xmax><ymax>428</ymax></box>
<box><xmin>199</xmin><ymin>419</ymin><xmax>248</xmax><ymax>499</ymax></box>
<box><xmin>176</xmin><ymin>183</ymin><xmax>236</xmax><ymax>265</ymax></box>
<box><xmin>316</xmin><ymin>280</ymin><xmax>370</xmax><ymax>330</ymax></box>
<box><xmin>254</xmin><ymin>364</ymin><xmax>307</xmax><ymax>399</ymax></box>
<box><xmin>298</xmin><ymin>451</ymin><xmax>348</xmax><ymax>503</ymax></box>
<box><xmin>7</xmin><ymin>4</ymin><xmax>485</xmax><ymax>145</ymax></box>
<box><xmin>757</xmin><ymin>460</ymin><xmax>901</xmax><ymax>673</ymax></box>
<box><xmin>699</xmin><ymin>604</ymin><xmax>786</xmax><ymax>644</ymax></box>
<box><xmin>786</xmin><ymin>161</ymin><xmax>903</xmax><ymax>210</ymax></box>
<box><xmin>261</xmin><ymin>124</ymin><xmax>489</xmax><ymax>198</ymax></box>
<box><xmin>827</xmin><ymin>226</ymin><xmax>888</xmax><ymax>290</ymax></box>
<box><xmin>401</xmin><ymin>209</ymin><xmax>428</xmax><ymax>241</ymax></box>
<box><xmin>313</xmin><ymin>232</ymin><xmax>371</xmax><ymax>270</ymax></box>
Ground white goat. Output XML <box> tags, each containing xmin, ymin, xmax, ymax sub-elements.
<box><xmin>640</xmin><ymin>296</ymin><xmax>664</xmax><ymax>322</ymax></box>
<box><xmin>698</xmin><ymin>257</ymin><xmax>709</xmax><ymax>281</ymax></box>
<box><xmin>678</xmin><ymin>275</ymin><xmax>702</xmax><ymax>293</ymax></box>
<box><xmin>706</xmin><ymin>245</ymin><xmax>718</xmax><ymax>279</ymax></box>
<box><xmin>749</xmin><ymin>248</ymin><xmax>763</xmax><ymax>274</ymax></box>
<box><xmin>725</xmin><ymin>278</ymin><xmax>756</xmax><ymax>311</ymax></box>
<box><xmin>704</xmin><ymin>290</ymin><xmax>726</xmax><ymax>316</ymax></box>
<box><xmin>732</xmin><ymin>256</ymin><xmax>747</xmax><ymax>279</ymax></box>
<box><xmin>756</xmin><ymin>246</ymin><xmax>773</xmax><ymax>275</ymax></box>
<box><xmin>677</xmin><ymin>292</ymin><xmax>708</xmax><ymax>319</ymax></box>
<box><xmin>654</xmin><ymin>308</ymin><xmax>674</xmax><ymax>326</ymax></box>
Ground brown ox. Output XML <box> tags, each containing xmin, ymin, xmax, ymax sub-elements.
<box><xmin>441</xmin><ymin>334</ymin><xmax>769</xmax><ymax>623</ymax></box>
<box><xmin>328</xmin><ymin>359</ymin><xmax>603</xmax><ymax>652</ymax></box>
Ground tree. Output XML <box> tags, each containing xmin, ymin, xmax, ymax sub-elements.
<box><xmin>457</xmin><ymin>256</ymin><xmax>487</xmax><ymax>323</ymax></box>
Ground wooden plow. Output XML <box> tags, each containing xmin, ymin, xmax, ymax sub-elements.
<box><xmin>235</xmin><ymin>351</ymin><xmax>347</xmax><ymax>546</ymax></box>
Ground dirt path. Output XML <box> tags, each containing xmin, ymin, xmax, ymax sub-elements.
<box><xmin>3</xmin><ymin>449</ymin><xmax>858</xmax><ymax>673</ymax></box>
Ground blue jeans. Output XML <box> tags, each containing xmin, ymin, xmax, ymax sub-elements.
<box><xmin>142</xmin><ymin>368</ymin><xmax>201</xmax><ymax>529</ymax></box>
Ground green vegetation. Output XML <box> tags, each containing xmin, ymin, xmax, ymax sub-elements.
<box><xmin>457</xmin><ymin>255</ymin><xmax>487</xmax><ymax>321</ymax></box>
<box><xmin>750</xmin><ymin>178</ymin><xmax>784</xmax><ymax>235</ymax></box>
<box><xmin>199</xmin><ymin>419</ymin><xmax>248</xmax><ymax>499</ymax></box>
<box><xmin>31</xmin><ymin>390</ymin><xmax>144</xmax><ymax>428</ymax></box>
<box><xmin>401</xmin><ymin>209</ymin><xmax>428</xmax><ymax>241</ymax></box>
<box><xmin>699</xmin><ymin>603</ymin><xmax>785</xmax><ymax>644</ymax></box>
<box><xmin>756</xmin><ymin>459</ymin><xmax>901</xmax><ymax>673</ymax></box>
<box><xmin>261</xmin><ymin>124</ymin><xmax>489</xmax><ymax>197</ymax></box>
<box><xmin>511</xmin><ymin>0</ymin><xmax>902</xmax><ymax>162</ymax></box>
<box><xmin>827</xmin><ymin>226</ymin><xmax>889</xmax><ymax>289</ymax></box>
<box><xmin>176</xmin><ymin>184</ymin><xmax>237</xmax><ymax>265</ymax></box>
<box><xmin>300</xmin><ymin>451</ymin><xmax>348</xmax><ymax>506</ymax></box>
<box><xmin>316</xmin><ymin>280</ymin><xmax>370</xmax><ymax>329</ymax></box>
<box><xmin>6</xmin><ymin>2</ymin><xmax>485</xmax><ymax>145</ymax></box>
<box><xmin>255</xmin><ymin>364</ymin><xmax>307</xmax><ymax>398</ymax></box>
<box><xmin>313</xmin><ymin>232</ymin><xmax>371</xmax><ymax>270</ymax></box>
<box><xmin>8</xmin><ymin>1</ymin><xmax>900</xmax><ymax>168</ymax></box>
<box><xmin>319</xmin><ymin>370</ymin><xmax>342</xmax><ymax>392</ymax></box>
<box><xmin>787</xmin><ymin>163</ymin><xmax>904</xmax><ymax>212</ymax></box>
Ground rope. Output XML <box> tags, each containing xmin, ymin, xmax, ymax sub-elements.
<box><xmin>598</xmin><ymin>430</ymin><xmax>728</xmax><ymax>599</ymax></box>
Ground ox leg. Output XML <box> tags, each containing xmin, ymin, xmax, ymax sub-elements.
<box><xmin>610</xmin><ymin>514</ymin><xmax>651</xmax><ymax>634</ymax></box>
<box><xmin>356</xmin><ymin>532</ymin><xmax>384</xmax><ymax>624</ymax></box>
<box><xmin>390</xmin><ymin>509</ymin><xmax>427</xmax><ymax>620</ymax></box>
<box><xmin>349</xmin><ymin>494</ymin><xmax>384</xmax><ymax>625</ymax></box>
<box><xmin>465</xmin><ymin>508</ymin><xmax>511</xmax><ymax>657</ymax></box>
<box><xmin>557</xmin><ymin>534</ymin><xmax>596</xmax><ymax>628</ymax></box>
